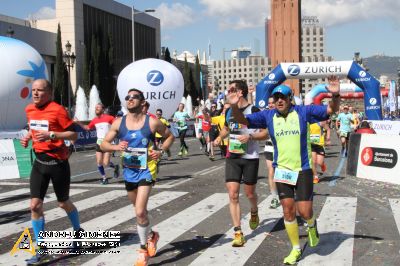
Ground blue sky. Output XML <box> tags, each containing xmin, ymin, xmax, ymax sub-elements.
<box><xmin>2</xmin><ymin>0</ymin><xmax>400</xmax><ymax>61</ymax></box>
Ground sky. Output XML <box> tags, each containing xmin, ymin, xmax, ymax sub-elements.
<box><xmin>1</xmin><ymin>0</ymin><xmax>400</xmax><ymax>62</ymax></box>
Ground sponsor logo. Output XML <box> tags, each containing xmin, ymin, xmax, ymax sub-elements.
<box><xmin>369</xmin><ymin>98</ymin><xmax>377</xmax><ymax>105</ymax></box>
<box><xmin>370</xmin><ymin>122</ymin><xmax>392</xmax><ymax>131</ymax></box>
<box><xmin>0</xmin><ymin>153</ymin><xmax>16</xmax><ymax>166</ymax></box>
<box><xmin>304</xmin><ymin>65</ymin><xmax>342</xmax><ymax>74</ymax></box>
<box><xmin>147</xmin><ymin>70</ymin><xmax>164</xmax><ymax>86</ymax></box>
<box><xmin>144</xmin><ymin>91</ymin><xmax>176</xmax><ymax>100</ymax></box>
<box><xmin>268</xmin><ymin>73</ymin><xmax>276</xmax><ymax>80</ymax></box>
<box><xmin>287</xmin><ymin>65</ymin><xmax>301</xmax><ymax>76</ymax></box>
<box><xmin>355</xmin><ymin>70</ymin><xmax>371</xmax><ymax>82</ymax></box>
<box><xmin>259</xmin><ymin>100</ymin><xmax>265</xmax><ymax>107</ymax></box>
<box><xmin>142</xmin><ymin>138</ymin><xmax>148</xmax><ymax>145</ymax></box>
<box><xmin>359</xmin><ymin>70</ymin><xmax>366</xmax><ymax>77</ymax></box>
<box><xmin>264</xmin><ymin>80</ymin><xmax>278</xmax><ymax>85</ymax></box>
<box><xmin>366</xmin><ymin>105</ymin><xmax>380</xmax><ymax>110</ymax></box>
<box><xmin>361</xmin><ymin>147</ymin><xmax>398</xmax><ymax>168</ymax></box>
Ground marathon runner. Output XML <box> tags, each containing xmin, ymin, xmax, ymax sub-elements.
<box><xmin>155</xmin><ymin>108</ymin><xmax>172</xmax><ymax>159</ymax></box>
<box><xmin>173</xmin><ymin>103</ymin><xmax>190</xmax><ymax>157</ymax></box>
<box><xmin>309</xmin><ymin>120</ymin><xmax>330</xmax><ymax>184</ymax></box>
<box><xmin>20</xmin><ymin>79</ymin><xmax>83</xmax><ymax>265</ymax></box>
<box><xmin>227</xmin><ymin>76</ymin><xmax>340</xmax><ymax>264</ymax></box>
<box><xmin>336</xmin><ymin>105</ymin><xmax>354</xmax><ymax>157</ymax></box>
<box><xmin>75</xmin><ymin>103</ymin><xmax>119</xmax><ymax>185</ymax></box>
<box><xmin>214</xmin><ymin>80</ymin><xmax>267</xmax><ymax>247</ymax></box>
<box><xmin>100</xmin><ymin>88</ymin><xmax>174</xmax><ymax>266</ymax></box>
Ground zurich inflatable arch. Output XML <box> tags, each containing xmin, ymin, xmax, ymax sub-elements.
<box><xmin>255</xmin><ymin>61</ymin><xmax>382</xmax><ymax>120</ymax></box>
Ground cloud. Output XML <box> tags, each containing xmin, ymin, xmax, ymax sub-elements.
<box><xmin>199</xmin><ymin>0</ymin><xmax>269</xmax><ymax>30</ymax></box>
<box><xmin>301</xmin><ymin>0</ymin><xmax>400</xmax><ymax>27</ymax></box>
<box><xmin>153</xmin><ymin>3</ymin><xmax>196</xmax><ymax>29</ymax></box>
<box><xmin>27</xmin><ymin>6</ymin><xmax>55</xmax><ymax>20</ymax></box>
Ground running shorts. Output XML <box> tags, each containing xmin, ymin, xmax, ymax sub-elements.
<box><xmin>225</xmin><ymin>158</ymin><xmax>259</xmax><ymax>185</ymax></box>
<box><xmin>276</xmin><ymin>169</ymin><xmax>313</xmax><ymax>201</ymax></box>
<box><xmin>311</xmin><ymin>144</ymin><xmax>325</xmax><ymax>156</ymax></box>
<box><xmin>124</xmin><ymin>179</ymin><xmax>155</xmax><ymax>191</ymax></box>
<box><xmin>264</xmin><ymin>151</ymin><xmax>273</xmax><ymax>161</ymax></box>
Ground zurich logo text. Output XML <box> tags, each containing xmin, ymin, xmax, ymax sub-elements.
<box><xmin>287</xmin><ymin>65</ymin><xmax>301</xmax><ymax>76</ymax></box>
<box><xmin>147</xmin><ymin>70</ymin><xmax>164</xmax><ymax>86</ymax></box>
<box><xmin>268</xmin><ymin>73</ymin><xmax>275</xmax><ymax>80</ymax></box>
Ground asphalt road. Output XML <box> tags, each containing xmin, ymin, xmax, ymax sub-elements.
<box><xmin>1</xmin><ymin>136</ymin><xmax>400</xmax><ymax>265</ymax></box>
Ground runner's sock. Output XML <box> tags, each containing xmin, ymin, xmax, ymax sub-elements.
<box><xmin>32</xmin><ymin>217</ymin><xmax>45</xmax><ymax>245</ymax></box>
<box><xmin>233</xmin><ymin>226</ymin><xmax>242</xmax><ymax>232</ymax></box>
<box><xmin>109</xmin><ymin>162</ymin><xmax>115</xmax><ymax>168</ymax></box>
<box><xmin>67</xmin><ymin>209</ymin><xmax>81</xmax><ymax>231</ymax></box>
<box><xmin>98</xmin><ymin>165</ymin><xmax>105</xmax><ymax>176</ymax></box>
<box><xmin>137</xmin><ymin>222</ymin><xmax>150</xmax><ymax>247</ymax></box>
<box><xmin>306</xmin><ymin>215</ymin><xmax>316</xmax><ymax>227</ymax></box>
<box><xmin>284</xmin><ymin>219</ymin><xmax>300</xmax><ymax>250</ymax></box>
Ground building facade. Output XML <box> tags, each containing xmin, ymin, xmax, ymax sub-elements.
<box><xmin>1</xmin><ymin>0</ymin><xmax>160</xmax><ymax>97</ymax></box>
<box><xmin>270</xmin><ymin>0</ymin><xmax>301</xmax><ymax>95</ymax></box>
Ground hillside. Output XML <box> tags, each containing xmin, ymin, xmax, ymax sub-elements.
<box><xmin>364</xmin><ymin>55</ymin><xmax>400</xmax><ymax>80</ymax></box>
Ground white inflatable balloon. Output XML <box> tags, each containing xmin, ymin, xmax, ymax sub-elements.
<box><xmin>0</xmin><ymin>36</ymin><xmax>48</xmax><ymax>130</ymax></box>
<box><xmin>117</xmin><ymin>59</ymin><xmax>184</xmax><ymax>118</ymax></box>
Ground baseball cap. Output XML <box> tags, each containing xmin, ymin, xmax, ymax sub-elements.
<box><xmin>271</xmin><ymin>85</ymin><xmax>292</xmax><ymax>97</ymax></box>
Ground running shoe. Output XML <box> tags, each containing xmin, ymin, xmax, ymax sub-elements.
<box><xmin>135</xmin><ymin>248</ymin><xmax>149</xmax><ymax>266</ymax></box>
<box><xmin>183</xmin><ymin>147</ymin><xmax>188</xmax><ymax>156</ymax></box>
<box><xmin>249</xmin><ymin>211</ymin><xmax>259</xmax><ymax>230</ymax></box>
<box><xmin>283</xmin><ymin>248</ymin><xmax>302</xmax><ymax>265</ymax></box>
<box><xmin>147</xmin><ymin>231</ymin><xmax>160</xmax><ymax>257</ymax></box>
<box><xmin>209</xmin><ymin>155</ymin><xmax>215</xmax><ymax>161</ymax></box>
<box><xmin>25</xmin><ymin>253</ymin><xmax>50</xmax><ymax>265</ymax></box>
<box><xmin>101</xmin><ymin>178</ymin><xmax>108</xmax><ymax>185</ymax></box>
<box><xmin>313</xmin><ymin>176</ymin><xmax>319</xmax><ymax>184</ymax></box>
<box><xmin>231</xmin><ymin>230</ymin><xmax>245</xmax><ymax>247</ymax></box>
<box><xmin>269</xmin><ymin>198</ymin><xmax>281</xmax><ymax>209</ymax></box>
<box><xmin>307</xmin><ymin>220</ymin><xmax>320</xmax><ymax>247</ymax></box>
<box><xmin>113</xmin><ymin>164</ymin><xmax>120</xmax><ymax>178</ymax></box>
<box><xmin>321</xmin><ymin>162</ymin><xmax>327</xmax><ymax>173</ymax></box>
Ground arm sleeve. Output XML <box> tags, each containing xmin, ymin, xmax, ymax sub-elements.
<box><xmin>306</xmin><ymin>105</ymin><xmax>329</xmax><ymax>123</ymax></box>
<box><xmin>245</xmin><ymin>111</ymin><xmax>267</xmax><ymax>129</ymax></box>
<box><xmin>57</xmin><ymin>107</ymin><xmax>74</xmax><ymax>130</ymax></box>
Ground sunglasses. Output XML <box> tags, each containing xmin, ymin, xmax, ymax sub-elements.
<box><xmin>228</xmin><ymin>87</ymin><xmax>237</xmax><ymax>93</ymax></box>
<box><xmin>125</xmin><ymin>94</ymin><xmax>142</xmax><ymax>101</ymax></box>
<box><xmin>272</xmin><ymin>93</ymin><xmax>289</xmax><ymax>101</ymax></box>
<box><xmin>156</xmin><ymin>113</ymin><xmax>162</xmax><ymax>116</ymax></box>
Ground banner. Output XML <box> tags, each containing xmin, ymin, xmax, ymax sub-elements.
<box><xmin>355</xmin><ymin>134</ymin><xmax>400</xmax><ymax>184</ymax></box>
<box><xmin>367</xmin><ymin>120</ymin><xmax>400</xmax><ymax>135</ymax></box>
<box><xmin>0</xmin><ymin>139</ymin><xmax>34</xmax><ymax>180</ymax></box>
<box><xmin>388</xmin><ymin>80</ymin><xmax>396</xmax><ymax>112</ymax></box>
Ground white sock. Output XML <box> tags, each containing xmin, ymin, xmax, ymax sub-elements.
<box><xmin>137</xmin><ymin>223</ymin><xmax>150</xmax><ymax>246</ymax></box>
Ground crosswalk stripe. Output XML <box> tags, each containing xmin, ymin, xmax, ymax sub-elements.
<box><xmin>0</xmin><ymin>190</ymin><xmax>127</xmax><ymax>239</ymax></box>
<box><xmin>389</xmin><ymin>199</ymin><xmax>400</xmax><ymax>235</ymax></box>
<box><xmin>1</xmin><ymin>191</ymin><xmax>187</xmax><ymax>265</ymax></box>
<box><xmin>82</xmin><ymin>193</ymin><xmax>228</xmax><ymax>265</ymax></box>
<box><xmin>190</xmin><ymin>195</ymin><xmax>282</xmax><ymax>265</ymax></box>
<box><xmin>0</xmin><ymin>189</ymin><xmax>88</xmax><ymax>213</ymax></box>
<box><xmin>0</xmin><ymin>188</ymin><xmax>30</xmax><ymax>200</ymax></box>
<box><xmin>299</xmin><ymin>197</ymin><xmax>357</xmax><ymax>266</ymax></box>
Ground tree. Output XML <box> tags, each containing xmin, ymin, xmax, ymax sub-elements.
<box><xmin>183</xmin><ymin>55</ymin><xmax>191</xmax><ymax>97</ymax></box>
<box><xmin>54</xmin><ymin>23</ymin><xmax>66</xmax><ymax>105</ymax></box>
<box><xmin>164</xmin><ymin>47</ymin><xmax>172</xmax><ymax>63</ymax></box>
<box><xmin>82</xmin><ymin>45</ymin><xmax>90</xmax><ymax>98</ymax></box>
<box><xmin>194</xmin><ymin>55</ymin><xmax>202</xmax><ymax>100</ymax></box>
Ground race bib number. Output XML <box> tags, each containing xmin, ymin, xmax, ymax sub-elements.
<box><xmin>177</xmin><ymin>120</ymin><xmax>185</xmax><ymax>127</ymax></box>
<box><xmin>228</xmin><ymin>134</ymin><xmax>247</xmax><ymax>154</ymax></box>
<box><xmin>30</xmin><ymin>120</ymin><xmax>49</xmax><ymax>131</ymax></box>
<box><xmin>310</xmin><ymin>134</ymin><xmax>320</xmax><ymax>144</ymax></box>
<box><xmin>274</xmin><ymin>168</ymin><xmax>299</xmax><ymax>186</ymax></box>
<box><xmin>122</xmin><ymin>148</ymin><xmax>147</xmax><ymax>169</ymax></box>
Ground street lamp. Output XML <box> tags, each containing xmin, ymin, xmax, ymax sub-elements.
<box><xmin>132</xmin><ymin>6</ymin><xmax>155</xmax><ymax>61</ymax></box>
<box><xmin>63</xmin><ymin>41</ymin><xmax>76</xmax><ymax>116</ymax></box>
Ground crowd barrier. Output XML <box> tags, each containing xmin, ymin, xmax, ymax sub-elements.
<box><xmin>347</xmin><ymin>133</ymin><xmax>400</xmax><ymax>185</ymax></box>
<box><xmin>367</xmin><ymin>120</ymin><xmax>400</xmax><ymax>135</ymax></box>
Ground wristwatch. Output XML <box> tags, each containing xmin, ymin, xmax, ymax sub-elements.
<box><xmin>49</xmin><ymin>131</ymin><xmax>56</xmax><ymax>140</ymax></box>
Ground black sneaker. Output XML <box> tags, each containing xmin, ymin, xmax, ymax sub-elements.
<box><xmin>101</xmin><ymin>178</ymin><xmax>108</xmax><ymax>185</ymax></box>
<box><xmin>25</xmin><ymin>253</ymin><xmax>49</xmax><ymax>265</ymax></box>
<box><xmin>113</xmin><ymin>165</ymin><xmax>120</xmax><ymax>178</ymax></box>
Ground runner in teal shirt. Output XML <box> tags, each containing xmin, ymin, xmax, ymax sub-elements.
<box><xmin>173</xmin><ymin>103</ymin><xmax>190</xmax><ymax>156</ymax></box>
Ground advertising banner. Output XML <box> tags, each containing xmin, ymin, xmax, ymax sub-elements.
<box><xmin>367</xmin><ymin>120</ymin><xmax>400</xmax><ymax>135</ymax></box>
<box><xmin>0</xmin><ymin>139</ymin><xmax>20</xmax><ymax>180</ymax></box>
<box><xmin>356</xmin><ymin>134</ymin><xmax>400</xmax><ymax>184</ymax></box>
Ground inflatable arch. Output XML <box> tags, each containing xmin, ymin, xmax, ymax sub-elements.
<box><xmin>305</xmin><ymin>84</ymin><xmax>389</xmax><ymax>105</ymax></box>
<box><xmin>255</xmin><ymin>61</ymin><xmax>382</xmax><ymax>120</ymax></box>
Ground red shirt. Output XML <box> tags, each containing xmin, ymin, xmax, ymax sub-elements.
<box><xmin>87</xmin><ymin>114</ymin><xmax>115</xmax><ymax>139</ymax></box>
<box><xmin>26</xmin><ymin>101</ymin><xmax>73</xmax><ymax>160</ymax></box>
<box><xmin>197</xmin><ymin>115</ymin><xmax>211</xmax><ymax>132</ymax></box>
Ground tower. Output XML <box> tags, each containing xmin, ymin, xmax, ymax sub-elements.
<box><xmin>270</xmin><ymin>0</ymin><xmax>301</xmax><ymax>95</ymax></box>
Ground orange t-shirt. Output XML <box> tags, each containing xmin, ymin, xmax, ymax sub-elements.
<box><xmin>25</xmin><ymin>101</ymin><xmax>74</xmax><ymax>160</ymax></box>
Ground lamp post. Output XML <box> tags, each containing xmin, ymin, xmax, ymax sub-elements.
<box><xmin>132</xmin><ymin>6</ymin><xmax>155</xmax><ymax>61</ymax></box>
<box><xmin>63</xmin><ymin>41</ymin><xmax>76</xmax><ymax>116</ymax></box>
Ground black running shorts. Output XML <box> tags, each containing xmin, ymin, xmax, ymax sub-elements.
<box><xmin>264</xmin><ymin>151</ymin><xmax>273</xmax><ymax>161</ymax></box>
<box><xmin>276</xmin><ymin>169</ymin><xmax>313</xmax><ymax>201</ymax></box>
<box><xmin>30</xmin><ymin>155</ymin><xmax>71</xmax><ymax>202</ymax></box>
<box><xmin>225</xmin><ymin>158</ymin><xmax>259</xmax><ymax>185</ymax></box>
<box><xmin>311</xmin><ymin>144</ymin><xmax>325</xmax><ymax>156</ymax></box>
<box><xmin>124</xmin><ymin>179</ymin><xmax>155</xmax><ymax>191</ymax></box>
